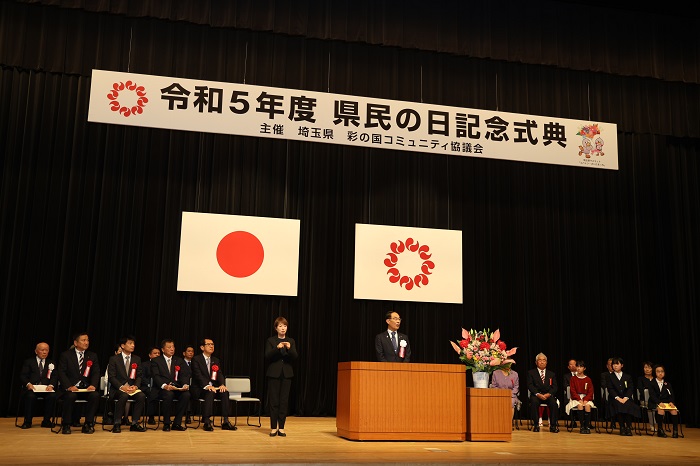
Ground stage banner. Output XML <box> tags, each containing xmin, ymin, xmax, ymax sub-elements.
<box><xmin>88</xmin><ymin>69</ymin><xmax>618</xmax><ymax>170</ymax></box>
<box><xmin>177</xmin><ymin>212</ymin><xmax>300</xmax><ymax>296</ymax></box>
<box><xmin>354</xmin><ymin>223</ymin><xmax>463</xmax><ymax>304</ymax></box>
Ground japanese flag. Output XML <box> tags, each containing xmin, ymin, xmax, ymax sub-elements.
<box><xmin>177</xmin><ymin>212</ymin><xmax>300</xmax><ymax>296</ymax></box>
<box><xmin>354</xmin><ymin>223</ymin><xmax>462</xmax><ymax>304</ymax></box>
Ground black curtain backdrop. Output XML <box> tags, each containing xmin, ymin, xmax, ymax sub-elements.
<box><xmin>1</xmin><ymin>1</ymin><xmax>699</xmax><ymax>427</ymax></box>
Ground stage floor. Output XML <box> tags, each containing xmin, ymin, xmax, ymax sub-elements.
<box><xmin>2</xmin><ymin>417</ymin><xmax>698</xmax><ymax>465</ymax></box>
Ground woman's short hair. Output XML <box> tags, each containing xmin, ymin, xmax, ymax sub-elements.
<box><xmin>274</xmin><ymin>316</ymin><xmax>288</xmax><ymax>329</ymax></box>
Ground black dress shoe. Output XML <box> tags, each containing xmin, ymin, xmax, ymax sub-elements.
<box><xmin>204</xmin><ymin>423</ymin><xmax>214</xmax><ymax>432</ymax></box>
<box><xmin>82</xmin><ymin>424</ymin><xmax>95</xmax><ymax>434</ymax></box>
<box><xmin>270</xmin><ymin>430</ymin><xmax>278</xmax><ymax>437</ymax></box>
<box><xmin>112</xmin><ymin>424</ymin><xmax>121</xmax><ymax>433</ymax></box>
<box><xmin>130</xmin><ymin>424</ymin><xmax>147</xmax><ymax>432</ymax></box>
<box><xmin>672</xmin><ymin>431</ymin><xmax>679</xmax><ymax>438</ymax></box>
<box><xmin>221</xmin><ymin>422</ymin><xmax>237</xmax><ymax>431</ymax></box>
<box><xmin>62</xmin><ymin>425</ymin><xmax>71</xmax><ymax>435</ymax></box>
<box><xmin>20</xmin><ymin>422</ymin><xmax>32</xmax><ymax>429</ymax></box>
<box><xmin>171</xmin><ymin>424</ymin><xmax>187</xmax><ymax>431</ymax></box>
<box><xmin>147</xmin><ymin>416</ymin><xmax>156</xmax><ymax>425</ymax></box>
<box><xmin>41</xmin><ymin>419</ymin><xmax>54</xmax><ymax>428</ymax></box>
<box><xmin>533</xmin><ymin>426</ymin><xmax>540</xmax><ymax>432</ymax></box>
<box><xmin>162</xmin><ymin>424</ymin><xmax>171</xmax><ymax>432</ymax></box>
<box><xmin>277</xmin><ymin>431</ymin><xmax>287</xmax><ymax>437</ymax></box>
<box><xmin>550</xmin><ymin>427</ymin><xmax>559</xmax><ymax>433</ymax></box>
<box><xmin>657</xmin><ymin>429</ymin><xmax>667</xmax><ymax>438</ymax></box>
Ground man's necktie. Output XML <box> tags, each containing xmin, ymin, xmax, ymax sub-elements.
<box><xmin>391</xmin><ymin>332</ymin><xmax>398</xmax><ymax>352</ymax></box>
<box><xmin>125</xmin><ymin>356</ymin><xmax>130</xmax><ymax>374</ymax></box>
<box><xmin>78</xmin><ymin>352</ymin><xmax>84</xmax><ymax>372</ymax></box>
<box><xmin>166</xmin><ymin>358</ymin><xmax>171</xmax><ymax>373</ymax></box>
<box><xmin>39</xmin><ymin>359</ymin><xmax>44</xmax><ymax>374</ymax></box>
<box><xmin>206</xmin><ymin>357</ymin><xmax>211</xmax><ymax>373</ymax></box>
<box><xmin>540</xmin><ymin>370</ymin><xmax>545</xmax><ymax>384</ymax></box>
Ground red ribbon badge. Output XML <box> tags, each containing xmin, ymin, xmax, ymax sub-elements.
<box><xmin>129</xmin><ymin>363</ymin><xmax>137</xmax><ymax>380</ymax></box>
<box><xmin>174</xmin><ymin>365</ymin><xmax>180</xmax><ymax>381</ymax></box>
<box><xmin>211</xmin><ymin>364</ymin><xmax>219</xmax><ymax>381</ymax></box>
<box><xmin>84</xmin><ymin>360</ymin><xmax>93</xmax><ymax>377</ymax></box>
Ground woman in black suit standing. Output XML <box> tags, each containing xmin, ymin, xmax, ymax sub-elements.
<box><xmin>265</xmin><ymin>316</ymin><xmax>298</xmax><ymax>437</ymax></box>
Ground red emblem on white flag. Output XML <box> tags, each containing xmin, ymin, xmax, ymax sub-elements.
<box><xmin>354</xmin><ymin>224</ymin><xmax>462</xmax><ymax>304</ymax></box>
<box><xmin>384</xmin><ymin>238</ymin><xmax>435</xmax><ymax>290</ymax></box>
<box><xmin>178</xmin><ymin>212</ymin><xmax>300</xmax><ymax>296</ymax></box>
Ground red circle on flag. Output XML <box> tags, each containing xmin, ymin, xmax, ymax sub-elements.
<box><xmin>216</xmin><ymin>231</ymin><xmax>264</xmax><ymax>278</ymax></box>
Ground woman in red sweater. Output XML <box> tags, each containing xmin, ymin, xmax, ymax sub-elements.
<box><xmin>567</xmin><ymin>360</ymin><xmax>595</xmax><ymax>434</ymax></box>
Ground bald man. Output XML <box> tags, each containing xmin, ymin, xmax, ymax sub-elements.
<box><xmin>19</xmin><ymin>342</ymin><xmax>58</xmax><ymax>428</ymax></box>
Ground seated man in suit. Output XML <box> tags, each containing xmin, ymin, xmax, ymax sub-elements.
<box><xmin>142</xmin><ymin>346</ymin><xmax>160</xmax><ymax>424</ymax></box>
<box><xmin>192</xmin><ymin>338</ymin><xmax>236</xmax><ymax>431</ymax></box>
<box><xmin>107</xmin><ymin>336</ymin><xmax>147</xmax><ymax>433</ymax></box>
<box><xmin>57</xmin><ymin>332</ymin><xmax>101</xmax><ymax>434</ymax></box>
<box><xmin>18</xmin><ymin>342</ymin><xmax>58</xmax><ymax>429</ymax></box>
<box><xmin>375</xmin><ymin>311</ymin><xmax>411</xmax><ymax>362</ymax></box>
<box><xmin>151</xmin><ymin>339</ymin><xmax>191</xmax><ymax>431</ymax></box>
<box><xmin>527</xmin><ymin>352</ymin><xmax>559</xmax><ymax>433</ymax></box>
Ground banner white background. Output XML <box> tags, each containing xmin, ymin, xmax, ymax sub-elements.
<box><xmin>89</xmin><ymin>69</ymin><xmax>618</xmax><ymax>170</ymax></box>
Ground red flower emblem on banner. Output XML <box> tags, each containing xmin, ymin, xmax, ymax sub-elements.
<box><xmin>384</xmin><ymin>238</ymin><xmax>435</xmax><ymax>290</ymax></box>
<box><xmin>107</xmin><ymin>80</ymin><xmax>148</xmax><ymax>117</ymax></box>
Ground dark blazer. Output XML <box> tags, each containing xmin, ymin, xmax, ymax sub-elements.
<box><xmin>265</xmin><ymin>337</ymin><xmax>298</xmax><ymax>378</ymax></box>
<box><xmin>57</xmin><ymin>348</ymin><xmax>100</xmax><ymax>390</ymax></box>
<box><xmin>648</xmin><ymin>379</ymin><xmax>675</xmax><ymax>405</ymax></box>
<box><xmin>191</xmin><ymin>353</ymin><xmax>225</xmax><ymax>389</ymax></box>
<box><xmin>151</xmin><ymin>355</ymin><xmax>190</xmax><ymax>390</ymax></box>
<box><xmin>527</xmin><ymin>368</ymin><xmax>558</xmax><ymax>397</ymax></box>
<box><xmin>20</xmin><ymin>356</ymin><xmax>58</xmax><ymax>389</ymax></box>
<box><xmin>375</xmin><ymin>331</ymin><xmax>411</xmax><ymax>362</ymax></box>
<box><xmin>607</xmin><ymin>372</ymin><xmax>635</xmax><ymax>400</ymax></box>
<box><xmin>107</xmin><ymin>353</ymin><xmax>144</xmax><ymax>391</ymax></box>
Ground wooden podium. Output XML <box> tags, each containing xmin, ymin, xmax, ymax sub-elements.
<box><xmin>465</xmin><ymin>387</ymin><xmax>512</xmax><ymax>441</ymax></box>
<box><xmin>336</xmin><ymin>362</ymin><xmax>466</xmax><ymax>441</ymax></box>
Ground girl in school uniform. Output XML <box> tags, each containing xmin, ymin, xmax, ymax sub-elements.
<box><xmin>567</xmin><ymin>360</ymin><xmax>595</xmax><ymax>434</ymax></box>
<box><xmin>607</xmin><ymin>357</ymin><xmax>640</xmax><ymax>436</ymax></box>
<box><xmin>648</xmin><ymin>364</ymin><xmax>680</xmax><ymax>438</ymax></box>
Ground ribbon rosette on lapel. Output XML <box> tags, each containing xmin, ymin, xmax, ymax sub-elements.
<box><xmin>174</xmin><ymin>365</ymin><xmax>180</xmax><ymax>381</ymax></box>
<box><xmin>211</xmin><ymin>364</ymin><xmax>219</xmax><ymax>381</ymax></box>
<box><xmin>129</xmin><ymin>363</ymin><xmax>138</xmax><ymax>379</ymax></box>
<box><xmin>84</xmin><ymin>360</ymin><xmax>93</xmax><ymax>377</ymax></box>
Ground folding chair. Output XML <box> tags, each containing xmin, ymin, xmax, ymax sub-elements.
<box><xmin>226</xmin><ymin>377</ymin><xmax>261</xmax><ymax>428</ymax></box>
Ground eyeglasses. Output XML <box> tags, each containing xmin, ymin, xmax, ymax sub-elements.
<box><xmin>204</xmin><ymin>343</ymin><xmax>214</xmax><ymax>346</ymax></box>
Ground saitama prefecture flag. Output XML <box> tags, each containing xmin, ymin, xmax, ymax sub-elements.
<box><xmin>354</xmin><ymin>223</ymin><xmax>462</xmax><ymax>304</ymax></box>
<box><xmin>177</xmin><ymin>212</ymin><xmax>300</xmax><ymax>296</ymax></box>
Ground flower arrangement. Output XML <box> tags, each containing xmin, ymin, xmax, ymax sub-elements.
<box><xmin>450</xmin><ymin>328</ymin><xmax>517</xmax><ymax>374</ymax></box>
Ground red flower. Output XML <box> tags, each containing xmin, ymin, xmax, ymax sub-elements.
<box><xmin>131</xmin><ymin>363</ymin><xmax>138</xmax><ymax>369</ymax></box>
<box><xmin>86</xmin><ymin>360</ymin><xmax>93</xmax><ymax>367</ymax></box>
<box><xmin>211</xmin><ymin>365</ymin><xmax>219</xmax><ymax>372</ymax></box>
<box><xmin>174</xmin><ymin>366</ymin><xmax>180</xmax><ymax>371</ymax></box>
<box><xmin>497</xmin><ymin>341</ymin><xmax>507</xmax><ymax>350</ymax></box>
<box><xmin>459</xmin><ymin>339</ymin><xmax>470</xmax><ymax>348</ymax></box>
<box><xmin>479</xmin><ymin>342</ymin><xmax>490</xmax><ymax>350</ymax></box>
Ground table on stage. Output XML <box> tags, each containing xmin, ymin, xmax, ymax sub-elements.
<box><xmin>465</xmin><ymin>387</ymin><xmax>512</xmax><ymax>441</ymax></box>
<box><xmin>336</xmin><ymin>361</ymin><xmax>466</xmax><ymax>441</ymax></box>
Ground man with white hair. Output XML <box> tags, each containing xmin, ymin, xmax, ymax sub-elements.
<box><xmin>527</xmin><ymin>353</ymin><xmax>559</xmax><ymax>433</ymax></box>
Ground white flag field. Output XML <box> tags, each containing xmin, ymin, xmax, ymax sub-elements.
<box><xmin>354</xmin><ymin>224</ymin><xmax>463</xmax><ymax>304</ymax></box>
<box><xmin>177</xmin><ymin>212</ymin><xmax>300</xmax><ymax>296</ymax></box>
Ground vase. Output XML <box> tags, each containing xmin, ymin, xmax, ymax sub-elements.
<box><xmin>472</xmin><ymin>371</ymin><xmax>490</xmax><ymax>388</ymax></box>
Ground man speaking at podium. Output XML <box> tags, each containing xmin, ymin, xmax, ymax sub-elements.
<box><xmin>375</xmin><ymin>311</ymin><xmax>411</xmax><ymax>362</ymax></box>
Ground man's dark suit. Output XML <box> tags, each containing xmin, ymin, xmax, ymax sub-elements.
<box><xmin>375</xmin><ymin>331</ymin><xmax>411</xmax><ymax>362</ymax></box>
<box><xmin>191</xmin><ymin>353</ymin><xmax>230</xmax><ymax>424</ymax></box>
<box><xmin>526</xmin><ymin>368</ymin><xmax>559</xmax><ymax>427</ymax></box>
<box><xmin>57</xmin><ymin>348</ymin><xmax>100</xmax><ymax>426</ymax></box>
<box><xmin>19</xmin><ymin>356</ymin><xmax>58</xmax><ymax>425</ymax></box>
<box><xmin>150</xmin><ymin>355</ymin><xmax>191</xmax><ymax>427</ymax></box>
<box><xmin>107</xmin><ymin>353</ymin><xmax>146</xmax><ymax>425</ymax></box>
